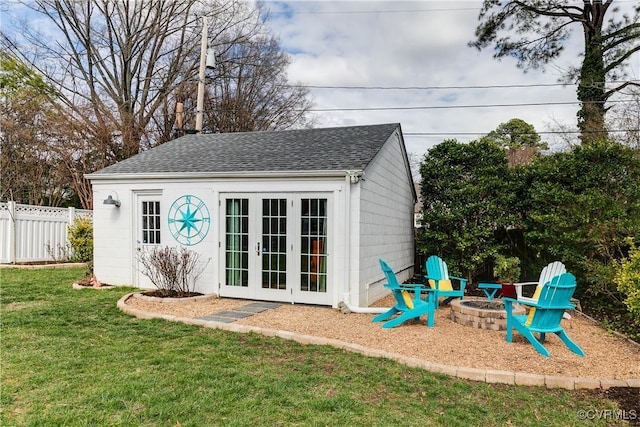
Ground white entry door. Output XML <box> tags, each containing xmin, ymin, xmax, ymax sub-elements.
<box><xmin>134</xmin><ymin>193</ymin><xmax>162</xmax><ymax>288</ymax></box>
<box><xmin>219</xmin><ymin>193</ymin><xmax>331</xmax><ymax>305</ymax></box>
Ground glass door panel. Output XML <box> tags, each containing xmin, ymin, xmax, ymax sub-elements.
<box><xmin>261</xmin><ymin>199</ymin><xmax>287</xmax><ymax>290</ymax></box>
<box><xmin>225</xmin><ymin>198</ymin><xmax>249</xmax><ymax>287</ymax></box>
<box><xmin>300</xmin><ymin>198</ymin><xmax>328</xmax><ymax>293</ymax></box>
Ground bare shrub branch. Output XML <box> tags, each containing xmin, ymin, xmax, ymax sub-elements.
<box><xmin>138</xmin><ymin>246</ymin><xmax>209</xmax><ymax>297</ymax></box>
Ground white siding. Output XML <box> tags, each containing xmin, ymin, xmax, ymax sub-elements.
<box><xmin>92</xmin><ymin>184</ymin><xmax>139</xmax><ymax>285</ymax></box>
<box><xmin>356</xmin><ymin>132</ymin><xmax>416</xmax><ymax>306</ymax></box>
<box><xmin>92</xmin><ymin>177</ymin><xmax>348</xmax><ymax>306</ymax></box>
<box><xmin>93</xmin><ymin>181</ymin><xmax>220</xmax><ymax>290</ymax></box>
<box><xmin>91</xmin><ymin>139</ymin><xmax>416</xmax><ymax>308</ymax></box>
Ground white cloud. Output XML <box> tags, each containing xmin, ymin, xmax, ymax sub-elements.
<box><xmin>264</xmin><ymin>0</ymin><xmax>639</xmax><ymax>156</ymax></box>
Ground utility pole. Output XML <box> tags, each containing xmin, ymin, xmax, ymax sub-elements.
<box><xmin>195</xmin><ymin>16</ymin><xmax>208</xmax><ymax>133</ymax></box>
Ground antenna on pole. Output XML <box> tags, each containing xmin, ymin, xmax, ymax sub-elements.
<box><xmin>206</xmin><ymin>47</ymin><xmax>216</xmax><ymax>69</ymax></box>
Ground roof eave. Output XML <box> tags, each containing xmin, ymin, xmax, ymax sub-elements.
<box><xmin>86</xmin><ymin>169</ymin><xmax>362</xmax><ymax>181</ymax></box>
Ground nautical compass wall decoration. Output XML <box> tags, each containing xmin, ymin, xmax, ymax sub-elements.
<box><xmin>168</xmin><ymin>195</ymin><xmax>211</xmax><ymax>246</ymax></box>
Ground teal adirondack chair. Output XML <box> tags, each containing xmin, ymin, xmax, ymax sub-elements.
<box><xmin>503</xmin><ymin>273</ymin><xmax>585</xmax><ymax>358</ymax></box>
<box><xmin>372</xmin><ymin>259</ymin><xmax>436</xmax><ymax>328</ymax></box>
<box><xmin>424</xmin><ymin>255</ymin><xmax>467</xmax><ymax>308</ymax></box>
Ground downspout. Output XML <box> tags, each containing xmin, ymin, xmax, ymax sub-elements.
<box><xmin>340</xmin><ymin>172</ymin><xmax>390</xmax><ymax>314</ymax></box>
<box><xmin>342</xmin><ymin>292</ymin><xmax>388</xmax><ymax>314</ymax></box>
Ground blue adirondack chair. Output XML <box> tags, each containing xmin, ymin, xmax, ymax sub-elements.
<box><xmin>424</xmin><ymin>255</ymin><xmax>467</xmax><ymax>308</ymax></box>
<box><xmin>503</xmin><ymin>273</ymin><xmax>585</xmax><ymax>358</ymax></box>
<box><xmin>372</xmin><ymin>259</ymin><xmax>436</xmax><ymax>328</ymax></box>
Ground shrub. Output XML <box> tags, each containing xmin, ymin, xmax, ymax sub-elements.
<box><xmin>138</xmin><ymin>246</ymin><xmax>209</xmax><ymax>297</ymax></box>
<box><xmin>67</xmin><ymin>218</ymin><xmax>93</xmax><ymax>262</ymax></box>
<box><xmin>614</xmin><ymin>239</ymin><xmax>640</xmax><ymax>324</ymax></box>
<box><xmin>493</xmin><ymin>254</ymin><xmax>521</xmax><ymax>283</ymax></box>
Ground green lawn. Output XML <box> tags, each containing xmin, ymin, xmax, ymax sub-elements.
<box><xmin>0</xmin><ymin>267</ymin><xmax>625</xmax><ymax>426</ymax></box>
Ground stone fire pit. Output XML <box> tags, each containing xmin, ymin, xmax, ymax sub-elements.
<box><xmin>450</xmin><ymin>298</ymin><xmax>525</xmax><ymax>331</ymax></box>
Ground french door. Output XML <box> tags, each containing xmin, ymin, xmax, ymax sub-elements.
<box><xmin>219</xmin><ymin>193</ymin><xmax>331</xmax><ymax>305</ymax></box>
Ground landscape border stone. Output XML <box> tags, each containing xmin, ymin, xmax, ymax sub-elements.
<box><xmin>117</xmin><ymin>292</ymin><xmax>639</xmax><ymax>390</ymax></box>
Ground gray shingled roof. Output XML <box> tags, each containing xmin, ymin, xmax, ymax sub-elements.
<box><xmin>91</xmin><ymin>123</ymin><xmax>401</xmax><ymax>175</ymax></box>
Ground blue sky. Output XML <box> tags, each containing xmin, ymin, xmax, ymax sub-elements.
<box><xmin>261</xmin><ymin>1</ymin><xmax>640</xmax><ymax>156</ymax></box>
<box><xmin>2</xmin><ymin>0</ymin><xmax>637</xmax><ymax>158</ymax></box>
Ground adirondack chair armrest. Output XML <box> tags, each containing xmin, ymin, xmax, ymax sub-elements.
<box><xmin>503</xmin><ymin>297</ymin><xmax>575</xmax><ymax>311</ymax></box>
<box><xmin>399</xmin><ymin>283</ymin><xmax>434</xmax><ymax>302</ymax></box>
<box><xmin>448</xmin><ymin>275</ymin><xmax>468</xmax><ymax>288</ymax></box>
<box><xmin>502</xmin><ymin>297</ymin><xmax>536</xmax><ymax>308</ymax></box>
<box><xmin>401</xmin><ymin>282</ymin><xmax>425</xmax><ymax>287</ymax></box>
<box><xmin>545</xmin><ymin>304</ymin><xmax>576</xmax><ymax>311</ymax></box>
<box><xmin>424</xmin><ymin>275</ymin><xmax>467</xmax><ymax>285</ymax></box>
<box><xmin>384</xmin><ymin>282</ymin><xmax>423</xmax><ymax>291</ymax></box>
<box><xmin>393</xmin><ymin>282</ymin><xmax>427</xmax><ymax>294</ymax></box>
<box><xmin>396</xmin><ymin>283</ymin><xmax>424</xmax><ymax>290</ymax></box>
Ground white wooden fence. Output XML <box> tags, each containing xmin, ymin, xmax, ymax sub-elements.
<box><xmin>0</xmin><ymin>202</ymin><xmax>93</xmax><ymax>264</ymax></box>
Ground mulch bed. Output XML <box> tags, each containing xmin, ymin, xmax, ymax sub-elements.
<box><xmin>579</xmin><ymin>387</ymin><xmax>640</xmax><ymax>422</ymax></box>
<box><xmin>141</xmin><ymin>290</ymin><xmax>204</xmax><ymax>298</ymax></box>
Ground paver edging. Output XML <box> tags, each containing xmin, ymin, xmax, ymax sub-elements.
<box><xmin>72</xmin><ymin>282</ymin><xmax>116</xmax><ymax>290</ymax></box>
<box><xmin>116</xmin><ymin>294</ymin><xmax>640</xmax><ymax>390</ymax></box>
<box><xmin>486</xmin><ymin>369</ymin><xmax>516</xmax><ymax>385</ymax></box>
<box><xmin>545</xmin><ymin>375</ymin><xmax>578</xmax><ymax>390</ymax></box>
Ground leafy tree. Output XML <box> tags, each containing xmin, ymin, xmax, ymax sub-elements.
<box><xmin>479</xmin><ymin>118</ymin><xmax>548</xmax><ymax>166</ymax></box>
<box><xmin>0</xmin><ymin>52</ymin><xmax>54</xmax><ymax>97</ymax></box>
<box><xmin>0</xmin><ymin>51</ymin><xmax>69</xmax><ymax>205</ymax></box>
<box><xmin>470</xmin><ymin>1</ymin><xmax>640</xmax><ymax>143</ymax></box>
<box><xmin>524</xmin><ymin>140</ymin><xmax>640</xmax><ymax>298</ymax></box>
<box><xmin>1</xmin><ymin>51</ymin><xmax>114</xmax><ymax>208</ymax></box>
<box><xmin>418</xmin><ymin>139</ymin><xmax>516</xmax><ymax>282</ymax></box>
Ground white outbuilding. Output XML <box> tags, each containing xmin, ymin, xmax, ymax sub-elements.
<box><xmin>87</xmin><ymin>123</ymin><xmax>416</xmax><ymax>309</ymax></box>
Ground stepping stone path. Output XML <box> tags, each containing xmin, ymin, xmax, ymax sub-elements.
<box><xmin>197</xmin><ymin>301</ymin><xmax>282</xmax><ymax>323</ymax></box>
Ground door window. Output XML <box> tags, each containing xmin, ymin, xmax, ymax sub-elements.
<box><xmin>225</xmin><ymin>199</ymin><xmax>249</xmax><ymax>287</ymax></box>
<box><xmin>300</xmin><ymin>198</ymin><xmax>328</xmax><ymax>293</ymax></box>
<box><xmin>142</xmin><ymin>201</ymin><xmax>161</xmax><ymax>244</ymax></box>
<box><xmin>262</xmin><ymin>199</ymin><xmax>287</xmax><ymax>290</ymax></box>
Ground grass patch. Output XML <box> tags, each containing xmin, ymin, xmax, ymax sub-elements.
<box><xmin>0</xmin><ymin>268</ymin><xmax>627</xmax><ymax>426</ymax></box>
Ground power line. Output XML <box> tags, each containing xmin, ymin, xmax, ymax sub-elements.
<box><xmin>270</xmin><ymin>7</ymin><xmax>481</xmax><ymax>15</ymax></box>
<box><xmin>305</xmin><ymin>99</ymin><xmax>632</xmax><ymax>112</ymax></box>
<box><xmin>295</xmin><ymin>83</ymin><xmax>571</xmax><ymax>90</ymax></box>
<box><xmin>404</xmin><ymin>129</ymin><xmax>638</xmax><ymax>137</ymax></box>
<box><xmin>281</xmin><ymin>80</ymin><xmax>637</xmax><ymax>91</ymax></box>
